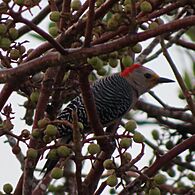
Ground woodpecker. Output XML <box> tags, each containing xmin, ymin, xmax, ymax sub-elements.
<box><xmin>42</xmin><ymin>64</ymin><xmax>174</xmax><ymax>175</ymax></box>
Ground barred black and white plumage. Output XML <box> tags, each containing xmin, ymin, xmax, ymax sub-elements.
<box><xmin>42</xmin><ymin>64</ymin><xmax>174</xmax><ymax>175</ymax></box>
<box><xmin>57</xmin><ymin>73</ymin><xmax>134</xmax><ymax>138</ymax></box>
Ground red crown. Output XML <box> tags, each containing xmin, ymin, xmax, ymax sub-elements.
<box><xmin>120</xmin><ymin>64</ymin><xmax>141</xmax><ymax>77</ymax></box>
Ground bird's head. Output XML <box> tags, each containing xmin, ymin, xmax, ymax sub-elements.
<box><xmin>120</xmin><ymin>64</ymin><xmax>174</xmax><ymax>96</ymax></box>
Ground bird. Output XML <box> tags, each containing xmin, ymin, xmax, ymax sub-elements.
<box><xmin>42</xmin><ymin>63</ymin><xmax>174</xmax><ymax>175</ymax></box>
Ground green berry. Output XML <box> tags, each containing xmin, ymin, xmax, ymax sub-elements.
<box><xmin>109</xmin><ymin>58</ymin><xmax>118</xmax><ymax>68</ymax></box>
<box><xmin>124</xmin><ymin>0</ymin><xmax>131</xmax><ymax>5</ymax></box>
<box><xmin>51</xmin><ymin>167</ymin><xmax>63</xmax><ymax>179</ymax></box>
<box><xmin>97</xmin><ymin>67</ymin><xmax>107</xmax><ymax>76</ymax></box>
<box><xmin>124</xmin><ymin>120</ymin><xmax>137</xmax><ymax>132</ymax></box>
<box><xmin>0</xmin><ymin>24</ymin><xmax>7</xmax><ymax>35</ymax></box>
<box><xmin>87</xmin><ymin>56</ymin><xmax>103</xmax><ymax>70</ymax></box>
<box><xmin>18</xmin><ymin>45</ymin><xmax>26</xmax><ymax>54</ymax></box>
<box><xmin>167</xmin><ymin>169</ymin><xmax>176</xmax><ymax>177</ymax></box>
<box><xmin>27</xmin><ymin>148</ymin><xmax>38</xmax><ymax>159</ymax></box>
<box><xmin>12</xmin><ymin>145</ymin><xmax>21</xmax><ymax>155</ymax></box>
<box><xmin>140</xmin><ymin>1</ymin><xmax>153</xmax><ymax>13</ymax></box>
<box><xmin>71</xmin><ymin>0</ymin><xmax>81</xmax><ymax>10</ymax></box>
<box><xmin>88</xmin><ymin>143</ymin><xmax>101</xmax><ymax>155</ymax></box>
<box><xmin>78</xmin><ymin>122</ymin><xmax>84</xmax><ymax>130</ymax></box>
<box><xmin>151</xmin><ymin>129</ymin><xmax>159</xmax><ymax>140</ymax></box>
<box><xmin>57</xmin><ymin>146</ymin><xmax>71</xmax><ymax>157</ymax></box>
<box><xmin>103</xmin><ymin>159</ymin><xmax>115</xmax><ymax>170</ymax></box>
<box><xmin>149</xmin><ymin>22</ymin><xmax>159</xmax><ymax>30</ymax></box>
<box><xmin>45</xmin><ymin>124</ymin><xmax>58</xmax><ymax>137</ymax></box>
<box><xmin>0</xmin><ymin>37</ymin><xmax>11</xmax><ymax>50</ymax></box>
<box><xmin>106</xmin><ymin>175</ymin><xmax>118</xmax><ymax>187</ymax></box>
<box><xmin>107</xmin><ymin>18</ymin><xmax>119</xmax><ymax>30</ymax></box>
<box><xmin>10</xmin><ymin>49</ymin><xmax>20</xmax><ymax>60</ymax></box>
<box><xmin>123</xmin><ymin>152</ymin><xmax>132</xmax><ymax>161</ymax></box>
<box><xmin>124</xmin><ymin>4</ymin><xmax>132</xmax><ymax>13</ymax></box>
<box><xmin>165</xmin><ymin>140</ymin><xmax>174</xmax><ymax>149</ymax></box>
<box><xmin>38</xmin><ymin>118</ymin><xmax>50</xmax><ymax>128</ymax></box>
<box><xmin>154</xmin><ymin>173</ymin><xmax>167</xmax><ymax>185</ymax></box>
<box><xmin>9</xmin><ymin>27</ymin><xmax>19</xmax><ymax>40</ymax></box>
<box><xmin>122</xmin><ymin>55</ymin><xmax>133</xmax><ymax>67</ymax></box>
<box><xmin>119</xmin><ymin>138</ymin><xmax>132</xmax><ymax>149</ymax></box>
<box><xmin>48</xmin><ymin>184</ymin><xmax>56</xmax><ymax>192</ymax></box>
<box><xmin>131</xmin><ymin>43</ymin><xmax>142</xmax><ymax>53</ymax></box>
<box><xmin>187</xmin><ymin>173</ymin><xmax>195</xmax><ymax>181</ymax></box>
<box><xmin>21</xmin><ymin>129</ymin><xmax>30</xmax><ymax>138</ymax></box>
<box><xmin>47</xmin><ymin>149</ymin><xmax>58</xmax><ymax>160</ymax></box>
<box><xmin>14</xmin><ymin>0</ymin><xmax>24</xmax><ymax>5</ymax></box>
<box><xmin>31</xmin><ymin>128</ymin><xmax>41</xmax><ymax>139</ymax></box>
<box><xmin>133</xmin><ymin>132</ymin><xmax>145</xmax><ymax>143</ymax></box>
<box><xmin>50</xmin><ymin>11</ymin><xmax>60</xmax><ymax>22</ymax></box>
<box><xmin>30</xmin><ymin>91</ymin><xmax>39</xmax><ymax>103</ymax></box>
<box><xmin>49</xmin><ymin>26</ymin><xmax>58</xmax><ymax>37</ymax></box>
<box><xmin>109</xmin><ymin>51</ymin><xmax>118</xmax><ymax>58</ymax></box>
<box><xmin>43</xmin><ymin>135</ymin><xmax>52</xmax><ymax>143</ymax></box>
<box><xmin>3</xmin><ymin>183</ymin><xmax>13</xmax><ymax>194</ymax></box>
<box><xmin>149</xmin><ymin>187</ymin><xmax>161</xmax><ymax>195</ymax></box>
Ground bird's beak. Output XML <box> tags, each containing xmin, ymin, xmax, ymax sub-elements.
<box><xmin>157</xmin><ymin>77</ymin><xmax>175</xmax><ymax>84</ymax></box>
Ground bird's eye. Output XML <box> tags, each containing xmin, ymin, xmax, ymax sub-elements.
<box><xmin>144</xmin><ymin>73</ymin><xmax>152</xmax><ymax>79</ymax></box>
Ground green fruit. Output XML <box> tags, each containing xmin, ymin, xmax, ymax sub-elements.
<box><xmin>87</xmin><ymin>56</ymin><xmax>103</xmax><ymax>70</ymax></box>
<box><xmin>9</xmin><ymin>27</ymin><xmax>19</xmax><ymax>40</ymax></box>
<box><xmin>107</xmin><ymin>18</ymin><xmax>119</xmax><ymax>30</ymax></box>
<box><xmin>78</xmin><ymin>122</ymin><xmax>84</xmax><ymax>130</ymax></box>
<box><xmin>187</xmin><ymin>173</ymin><xmax>195</xmax><ymax>181</ymax></box>
<box><xmin>122</xmin><ymin>55</ymin><xmax>133</xmax><ymax>67</ymax></box>
<box><xmin>38</xmin><ymin>118</ymin><xmax>50</xmax><ymax>128</ymax></box>
<box><xmin>88</xmin><ymin>143</ymin><xmax>101</xmax><ymax>155</ymax></box>
<box><xmin>154</xmin><ymin>173</ymin><xmax>167</xmax><ymax>185</ymax></box>
<box><xmin>106</xmin><ymin>175</ymin><xmax>118</xmax><ymax>187</ymax></box>
<box><xmin>71</xmin><ymin>0</ymin><xmax>81</xmax><ymax>10</ymax></box>
<box><xmin>51</xmin><ymin>167</ymin><xmax>63</xmax><ymax>179</ymax></box>
<box><xmin>133</xmin><ymin>132</ymin><xmax>145</xmax><ymax>143</ymax></box>
<box><xmin>165</xmin><ymin>140</ymin><xmax>174</xmax><ymax>149</ymax></box>
<box><xmin>97</xmin><ymin>67</ymin><xmax>107</xmax><ymax>76</ymax></box>
<box><xmin>119</xmin><ymin>138</ymin><xmax>132</xmax><ymax>149</ymax></box>
<box><xmin>30</xmin><ymin>91</ymin><xmax>39</xmax><ymax>103</ymax></box>
<box><xmin>45</xmin><ymin>124</ymin><xmax>58</xmax><ymax>137</ymax></box>
<box><xmin>18</xmin><ymin>45</ymin><xmax>26</xmax><ymax>54</ymax></box>
<box><xmin>50</xmin><ymin>11</ymin><xmax>61</xmax><ymax>22</ymax></box>
<box><xmin>0</xmin><ymin>37</ymin><xmax>11</xmax><ymax>49</ymax></box>
<box><xmin>131</xmin><ymin>43</ymin><xmax>142</xmax><ymax>53</ymax></box>
<box><xmin>151</xmin><ymin>129</ymin><xmax>159</xmax><ymax>140</ymax></box>
<box><xmin>12</xmin><ymin>145</ymin><xmax>21</xmax><ymax>154</ymax></box>
<box><xmin>125</xmin><ymin>120</ymin><xmax>137</xmax><ymax>132</ymax></box>
<box><xmin>48</xmin><ymin>184</ymin><xmax>56</xmax><ymax>192</ymax></box>
<box><xmin>140</xmin><ymin>1</ymin><xmax>153</xmax><ymax>13</ymax></box>
<box><xmin>149</xmin><ymin>22</ymin><xmax>159</xmax><ymax>30</ymax></box>
<box><xmin>27</xmin><ymin>148</ymin><xmax>38</xmax><ymax>159</ymax></box>
<box><xmin>57</xmin><ymin>146</ymin><xmax>71</xmax><ymax>157</ymax></box>
<box><xmin>49</xmin><ymin>26</ymin><xmax>58</xmax><ymax>37</ymax></box>
<box><xmin>21</xmin><ymin>129</ymin><xmax>30</xmax><ymax>138</ymax></box>
<box><xmin>124</xmin><ymin>0</ymin><xmax>131</xmax><ymax>5</ymax></box>
<box><xmin>43</xmin><ymin>135</ymin><xmax>52</xmax><ymax>143</ymax></box>
<box><xmin>3</xmin><ymin>183</ymin><xmax>13</xmax><ymax>194</ymax></box>
<box><xmin>0</xmin><ymin>24</ymin><xmax>7</xmax><ymax>35</ymax></box>
<box><xmin>123</xmin><ymin>152</ymin><xmax>132</xmax><ymax>161</ymax></box>
<box><xmin>103</xmin><ymin>159</ymin><xmax>115</xmax><ymax>170</ymax></box>
<box><xmin>10</xmin><ymin>49</ymin><xmax>20</xmax><ymax>60</ymax></box>
<box><xmin>31</xmin><ymin>128</ymin><xmax>41</xmax><ymax>139</ymax></box>
<box><xmin>48</xmin><ymin>149</ymin><xmax>58</xmax><ymax>160</ymax></box>
<box><xmin>124</xmin><ymin>4</ymin><xmax>132</xmax><ymax>13</ymax></box>
<box><xmin>149</xmin><ymin>187</ymin><xmax>161</xmax><ymax>195</ymax></box>
<box><xmin>109</xmin><ymin>51</ymin><xmax>118</xmax><ymax>58</ymax></box>
<box><xmin>109</xmin><ymin>58</ymin><xmax>118</xmax><ymax>68</ymax></box>
<box><xmin>167</xmin><ymin>169</ymin><xmax>176</xmax><ymax>177</ymax></box>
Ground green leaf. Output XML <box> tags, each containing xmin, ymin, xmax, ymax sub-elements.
<box><xmin>186</xmin><ymin>26</ymin><xmax>195</xmax><ymax>41</ymax></box>
<box><xmin>29</xmin><ymin>33</ymin><xmax>45</xmax><ymax>41</ymax></box>
<box><xmin>184</xmin><ymin>71</ymin><xmax>192</xmax><ymax>89</ymax></box>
